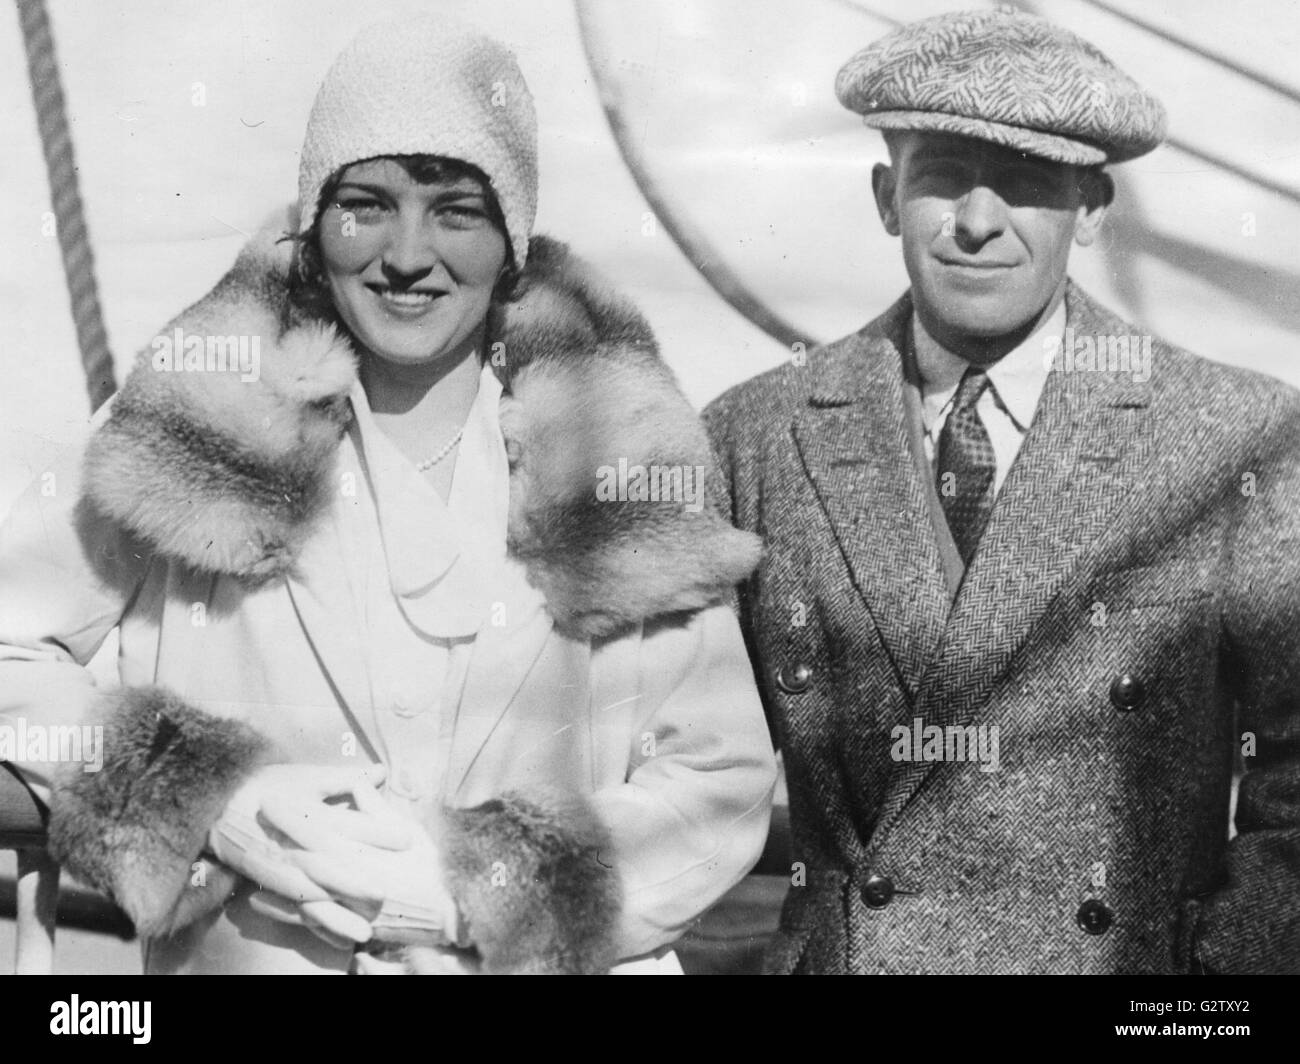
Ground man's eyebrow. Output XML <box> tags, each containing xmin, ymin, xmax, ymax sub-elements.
<box><xmin>908</xmin><ymin>144</ymin><xmax>969</xmax><ymax>162</ymax></box>
<box><xmin>909</xmin><ymin>146</ymin><xmax>1057</xmax><ymax>172</ymax></box>
<box><xmin>1000</xmin><ymin>154</ymin><xmax>1056</xmax><ymax>169</ymax></box>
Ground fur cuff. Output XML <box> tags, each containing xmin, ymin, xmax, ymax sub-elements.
<box><xmin>47</xmin><ymin>686</ymin><xmax>269</xmax><ymax>937</ymax></box>
<box><xmin>439</xmin><ymin>791</ymin><xmax>622</xmax><ymax>974</ymax></box>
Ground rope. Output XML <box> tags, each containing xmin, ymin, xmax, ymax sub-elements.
<box><xmin>16</xmin><ymin>0</ymin><xmax>116</xmax><ymax>411</ymax></box>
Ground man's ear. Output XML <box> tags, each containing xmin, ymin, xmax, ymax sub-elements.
<box><xmin>871</xmin><ymin>162</ymin><xmax>901</xmax><ymax>237</ymax></box>
<box><xmin>1073</xmin><ymin>169</ymin><xmax>1114</xmax><ymax>248</ymax></box>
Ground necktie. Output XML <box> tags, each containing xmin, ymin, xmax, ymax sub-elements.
<box><xmin>936</xmin><ymin>368</ymin><xmax>996</xmax><ymax>565</ymax></box>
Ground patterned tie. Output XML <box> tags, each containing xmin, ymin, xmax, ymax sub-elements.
<box><xmin>936</xmin><ymin>368</ymin><xmax>996</xmax><ymax>565</ymax></box>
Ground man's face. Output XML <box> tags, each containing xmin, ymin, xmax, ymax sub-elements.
<box><xmin>872</xmin><ymin>132</ymin><xmax>1109</xmax><ymax>355</ymax></box>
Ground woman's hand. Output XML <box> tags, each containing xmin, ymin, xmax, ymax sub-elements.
<box><xmin>207</xmin><ymin>762</ymin><xmax>406</xmax><ymax>948</ymax></box>
<box><xmin>251</xmin><ymin>781</ymin><xmax>463</xmax><ymax>950</ymax></box>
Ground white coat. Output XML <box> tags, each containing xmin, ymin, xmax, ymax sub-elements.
<box><xmin>0</xmin><ymin>220</ymin><xmax>776</xmax><ymax>974</ymax></box>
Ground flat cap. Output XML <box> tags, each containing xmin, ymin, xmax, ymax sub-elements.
<box><xmin>835</xmin><ymin>8</ymin><xmax>1167</xmax><ymax>165</ymax></box>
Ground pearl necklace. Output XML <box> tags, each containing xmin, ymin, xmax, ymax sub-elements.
<box><xmin>416</xmin><ymin>428</ymin><xmax>465</xmax><ymax>472</ymax></box>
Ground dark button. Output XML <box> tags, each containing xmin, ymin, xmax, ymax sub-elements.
<box><xmin>860</xmin><ymin>873</ymin><xmax>894</xmax><ymax>908</ymax></box>
<box><xmin>1077</xmin><ymin>898</ymin><xmax>1114</xmax><ymax>935</ymax></box>
<box><xmin>1109</xmin><ymin>673</ymin><xmax>1146</xmax><ymax>711</ymax></box>
<box><xmin>775</xmin><ymin>662</ymin><xmax>813</xmax><ymax>695</ymax></box>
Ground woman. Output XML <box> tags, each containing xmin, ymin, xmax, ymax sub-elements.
<box><xmin>0</xmin><ymin>17</ymin><xmax>775</xmax><ymax>974</ymax></box>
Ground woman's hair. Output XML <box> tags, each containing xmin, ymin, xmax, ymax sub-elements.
<box><xmin>288</xmin><ymin>153</ymin><xmax>521</xmax><ymax>323</ymax></box>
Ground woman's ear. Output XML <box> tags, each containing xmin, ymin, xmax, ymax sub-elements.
<box><xmin>1073</xmin><ymin>168</ymin><xmax>1114</xmax><ymax>248</ymax></box>
<box><xmin>872</xmin><ymin>162</ymin><xmax>901</xmax><ymax>237</ymax></box>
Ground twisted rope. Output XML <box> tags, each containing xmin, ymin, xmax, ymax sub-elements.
<box><xmin>16</xmin><ymin>0</ymin><xmax>116</xmax><ymax>411</ymax></box>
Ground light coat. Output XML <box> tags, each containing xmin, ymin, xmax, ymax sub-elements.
<box><xmin>0</xmin><ymin>215</ymin><xmax>776</xmax><ymax>974</ymax></box>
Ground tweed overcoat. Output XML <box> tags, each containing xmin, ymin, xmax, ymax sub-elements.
<box><xmin>704</xmin><ymin>283</ymin><xmax>1300</xmax><ymax>974</ymax></box>
<box><xmin>0</xmin><ymin>216</ymin><xmax>776</xmax><ymax>974</ymax></box>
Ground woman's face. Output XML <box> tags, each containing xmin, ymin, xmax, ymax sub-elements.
<box><xmin>317</xmin><ymin>158</ymin><xmax>508</xmax><ymax>368</ymax></box>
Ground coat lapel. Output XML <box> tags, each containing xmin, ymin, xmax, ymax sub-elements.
<box><xmin>443</xmin><ymin>558</ymin><xmax>555</xmax><ymax>800</ymax></box>
<box><xmin>793</xmin><ymin>296</ymin><xmax>950</xmax><ymax>700</ymax></box>
<box><xmin>283</xmin><ymin>503</ymin><xmax>385</xmax><ymax>762</ymax></box>
<box><xmin>868</xmin><ymin>285</ymin><xmax>1155</xmax><ymax>851</ymax></box>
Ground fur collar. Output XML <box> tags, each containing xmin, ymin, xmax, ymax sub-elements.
<box><xmin>82</xmin><ymin>211</ymin><xmax>760</xmax><ymax>638</ymax></box>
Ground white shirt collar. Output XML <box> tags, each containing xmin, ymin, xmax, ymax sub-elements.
<box><xmin>913</xmin><ymin>300</ymin><xmax>1065</xmax><ymax>434</ymax></box>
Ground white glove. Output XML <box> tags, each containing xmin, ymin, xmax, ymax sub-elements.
<box><xmin>253</xmin><ymin>780</ymin><xmax>463</xmax><ymax>949</ymax></box>
<box><xmin>207</xmin><ymin>762</ymin><xmax>405</xmax><ymax>948</ymax></box>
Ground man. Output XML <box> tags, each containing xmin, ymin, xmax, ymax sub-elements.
<box><xmin>705</xmin><ymin>8</ymin><xmax>1300</xmax><ymax>974</ymax></box>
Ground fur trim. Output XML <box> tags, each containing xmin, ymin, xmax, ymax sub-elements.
<box><xmin>83</xmin><ymin>212</ymin><xmax>357</xmax><ymax>582</ymax></box>
<box><xmin>81</xmin><ymin>220</ymin><xmax>761</xmax><ymax>630</ymax></box>
<box><xmin>46</xmin><ymin>686</ymin><xmax>269</xmax><ymax>937</ymax></box>
<box><xmin>434</xmin><ymin>791</ymin><xmax>621</xmax><ymax>974</ymax></box>
<box><xmin>496</xmin><ymin>237</ymin><xmax>762</xmax><ymax>637</ymax></box>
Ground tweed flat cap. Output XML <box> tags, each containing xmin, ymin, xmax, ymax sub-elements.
<box><xmin>835</xmin><ymin>8</ymin><xmax>1167</xmax><ymax>164</ymax></box>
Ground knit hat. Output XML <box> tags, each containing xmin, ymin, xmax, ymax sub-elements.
<box><xmin>298</xmin><ymin>16</ymin><xmax>538</xmax><ymax>267</ymax></box>
<box><xmin>836</xmin><ymin>8</ymin><xmax>1167</xmax><ymax>165</ymax></box>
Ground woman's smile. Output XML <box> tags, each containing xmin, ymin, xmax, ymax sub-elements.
<box><xmin>317</xmin><ymin>157</ymin><xmax>508</xmax><ymax>368</ymax></box>
<box><xmin>366</xmin><ymin>282</ymin><xmax>448</xmax><ymax>315</ymax></box>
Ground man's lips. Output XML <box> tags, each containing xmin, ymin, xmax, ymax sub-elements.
<box><xmin>936</xmin><ymin>256</ymin><xmax>1019</xmax><ymax>270</ymax></box>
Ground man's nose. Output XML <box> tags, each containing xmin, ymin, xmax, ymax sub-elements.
<box><xmin>952</xmin><ymin>184</ymin><xmax>1006</xmax><ymax>249</ymax></box>
<box><xmin>382</xmin><ymin>212</ymin><xmax>439</xmax><ymax>281</ymax></box>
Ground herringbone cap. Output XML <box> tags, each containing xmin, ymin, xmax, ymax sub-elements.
<box><xmin>835</xmin><ymin>8</ymin><xmax>1167</xmax><ymax>164</ymax></box>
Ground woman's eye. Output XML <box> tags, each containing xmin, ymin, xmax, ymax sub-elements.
<box><xmin>438</xmin><ymin>202</ymin><xmax>489</xmax><ymax>227</ymax></box>
<box><xmin>335</xmin><ymin>197</ymin><xmax>385</xmax><ymax>217</ymax></box>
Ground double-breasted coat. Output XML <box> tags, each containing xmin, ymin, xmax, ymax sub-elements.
<box><xmin>705</xmin><ymin>284</ymin><xmax>1300</xmax><ymax>974</ymax></box>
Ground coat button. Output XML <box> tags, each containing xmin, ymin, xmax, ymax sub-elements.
<box><xmin>1109</xmin><ymin>673</ymin><xmax>1146</xmax><ymax>711</ymax></box>
<box><xmin>1077</xmin><ymin>899</ymin><xmax>1114</xmax><ymax>935</ymax></box>
<box><xmin>860</xmin><ymin>873</ymin><xmax>894</xmax><ymax>908</ymax></box>
<box><xmin>775</xmin><ymin>662</ymin><xmax>813</xmax><ymax>694</ymax></box>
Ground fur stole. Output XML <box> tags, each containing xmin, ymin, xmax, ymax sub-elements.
<box><xmin>81</xmin><ymin>210</ymin><xmax>760</xmax><ymax>638</ymax></box>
